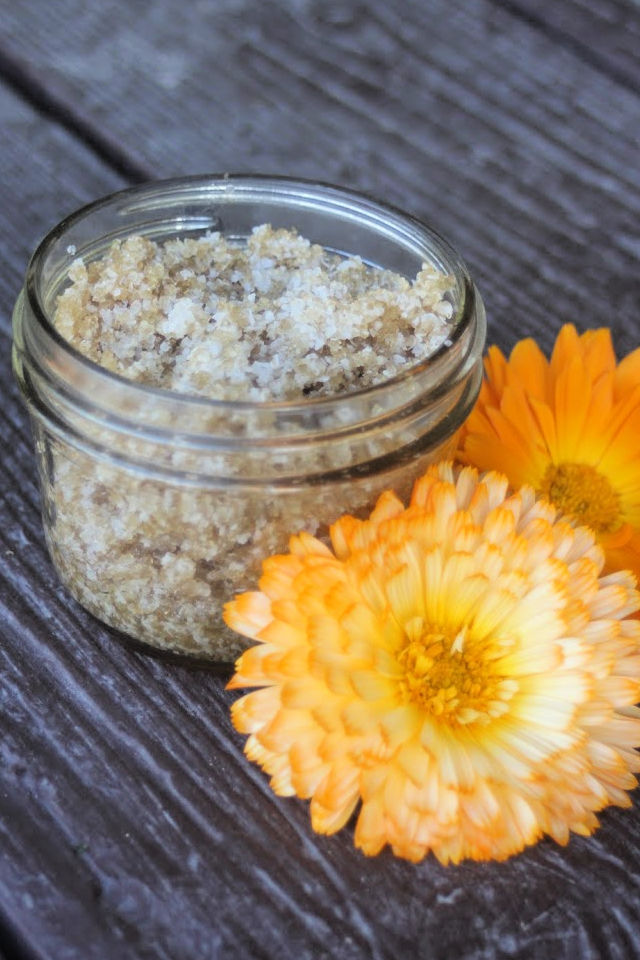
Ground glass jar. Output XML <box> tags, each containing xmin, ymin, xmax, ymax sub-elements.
<box><xmin>12</xmin><ymin>176</ymin><xmax>486</xmax><ymax>665</ymax></box>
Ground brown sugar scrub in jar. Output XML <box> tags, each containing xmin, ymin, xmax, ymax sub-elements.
<box><xmin>13</xmin><ymin>176</ymin><xmax>486</xmax><ymax>664</ymax></box>
<box><xmin>55</xmin><ymin>226</ymin><xmax>457</xmax><ymax>402</ymax></box>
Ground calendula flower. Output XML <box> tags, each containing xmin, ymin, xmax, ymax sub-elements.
<box><xmin>225</xmin><ymin>463</ymin><xmax>640</xmax><ymax>864</ymax></box>
<box><xmin>458</xmin><ymin>324</ymin><xmax>640</xmax><ymax>579</ymax></box>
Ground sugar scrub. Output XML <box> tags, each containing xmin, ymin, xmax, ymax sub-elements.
<box><xmin>45</xmin><ymin>227</ymin><xmax>456</xmax><ymax>660</ymax></box>
<box><xmin>14</xmin><ymin>178</ymin><xmax>484</xmax><ymax>664</ymax></box>
<box><xmin>54</xmin><ymin>226</ymin><xmax>454</xmax><ymax>402</ymax></box>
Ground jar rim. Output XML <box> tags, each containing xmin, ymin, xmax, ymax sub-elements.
<box><xmin>23</xmin><ymin>173</ymin><xmax>478</xmax><ymax>416</ymax></box>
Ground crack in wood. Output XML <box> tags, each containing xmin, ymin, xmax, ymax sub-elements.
<box><xmin>498</xmin><ymin>0</ymin><xmax>640</xmax><ymax>95</ymax></box>
<box><xmin>0</xmin><ymin>44</ymin><xmax>151</xmax><ymax>185</ymax></box>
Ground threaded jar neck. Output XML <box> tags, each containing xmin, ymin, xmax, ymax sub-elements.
<box><xmin>13</xmin><ymin>176</ymin><xmax>485</xmax><ymax>485</ymax></box>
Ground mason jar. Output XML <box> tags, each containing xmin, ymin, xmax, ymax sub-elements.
<box><xmin>12</xmin><ymin>175</ymin><xmax>486</xmax><ymax>665</ymax></box>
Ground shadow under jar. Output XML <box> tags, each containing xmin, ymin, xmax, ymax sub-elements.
<box><xmin>12</xmin><ymin>175</ymin><xmax>486</xmax><ymax>666</ymax></box>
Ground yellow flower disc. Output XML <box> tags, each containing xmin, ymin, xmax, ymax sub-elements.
<box><xmin>225</xmin><ymin>463</ymin><xmax>640</xmax><ymax>864</ymax></box>
<box><xmin>539</xmin><ymin>462</ymin><xmax>620</xmax><ymax>534</ymax></box>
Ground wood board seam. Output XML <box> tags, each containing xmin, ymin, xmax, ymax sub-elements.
<box><xmin>497</xmin><ymin>0</ymin><xmax>640</xmax><ymax>95</ymax></box>
<box><xmin>0</xmin><ymin>43</ymin><xmax>152</xmax><ymax>184</ymax></box>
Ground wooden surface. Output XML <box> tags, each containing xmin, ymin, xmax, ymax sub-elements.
<box><xmin>1</xmin><ymin>1</ymin><xmax>640</xmax><ymax>957</ymax></box>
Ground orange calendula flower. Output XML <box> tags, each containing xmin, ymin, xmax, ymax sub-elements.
<box><xmin>458</xmin><ymin>324</ymin><xmax>640</xmax><ymax>579</ymax></box>
<box><xmin>225</xmin><ymin>463</ymin><xmax>640</xmax><ymax>864</ymax></box>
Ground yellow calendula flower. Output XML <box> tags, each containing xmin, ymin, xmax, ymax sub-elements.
<box><xmin>225</xmin><ymin>463</ymin><xmax>640</xmax><ymax>864</ymax></box>
<box><xmin>458</xmin><ymin>324</ymin><xmax>640</xmax><ymax>579</ymax></box>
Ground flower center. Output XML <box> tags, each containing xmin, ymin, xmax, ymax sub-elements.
<box><xmin>397</xmin><ymin>619</ymin><xmax>517</xmax><ymax>725</ymax></box>
<box><xmin>538</xmin><ymin>462</ymin><xmax>621</xmax><ymax>533</ymax></box>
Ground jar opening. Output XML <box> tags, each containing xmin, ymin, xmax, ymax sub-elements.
<box><xmin>24</xmin><ymin>175</ymin><xmax>477</xmax><ymax>415</ymax></box>
<box><xmin>14</xmin><ymin>175</ymin><xmax>485</xmax><ymax>478</ymax></box>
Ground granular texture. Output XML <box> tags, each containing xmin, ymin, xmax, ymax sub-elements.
<box><xmin>43</xmin><ymin>227</ymin><xmax>459</xmax><ymax>660</ymax></box>
<box><xmin>54</xmin><ymin>226</ymin><xmax>454</xmax><ymax>401</ymax></box>
<box><xmin>42</xmin><ymin>438</ymin><xmax>457</xmax><ymax>661</ymax></box>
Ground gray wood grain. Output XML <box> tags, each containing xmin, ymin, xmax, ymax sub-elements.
<box><xmin>1</xmin><ymin>0</ymin><xmax>640</xmax><ymax>957</ymax></box>
<box><xmin>1</xmin><ymin>0</ymin><xmax>639</xmax><ymax>355</ymax></box>
<box><xmin>506</xmin><ymin>0</ymin><xmax>640</xmax><ymax>91</ymax></box>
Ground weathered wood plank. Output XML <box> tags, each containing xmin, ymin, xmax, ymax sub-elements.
<box><xmin>0</xmin><ymin>45</ymin><xmax>151</xmax><ymax>185</ymax></box>
<box><xmin>2</xmin><ymin>0</ymin><xmax>640</xmax><ymax>354</ymax></box>
<box><xmin>505</xmin><ymin>0</ymin><xmax>640</xmax><ymax>91</ymax></box>
<box><xmin>0</xmin><ymin>85</ymin><xmax>126</xmax><ymax>338</ymax></box>
<box><xmin>1</xmin><ymin>0</ymin><xmax>640</xmax><ymax>957</ymax></box>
